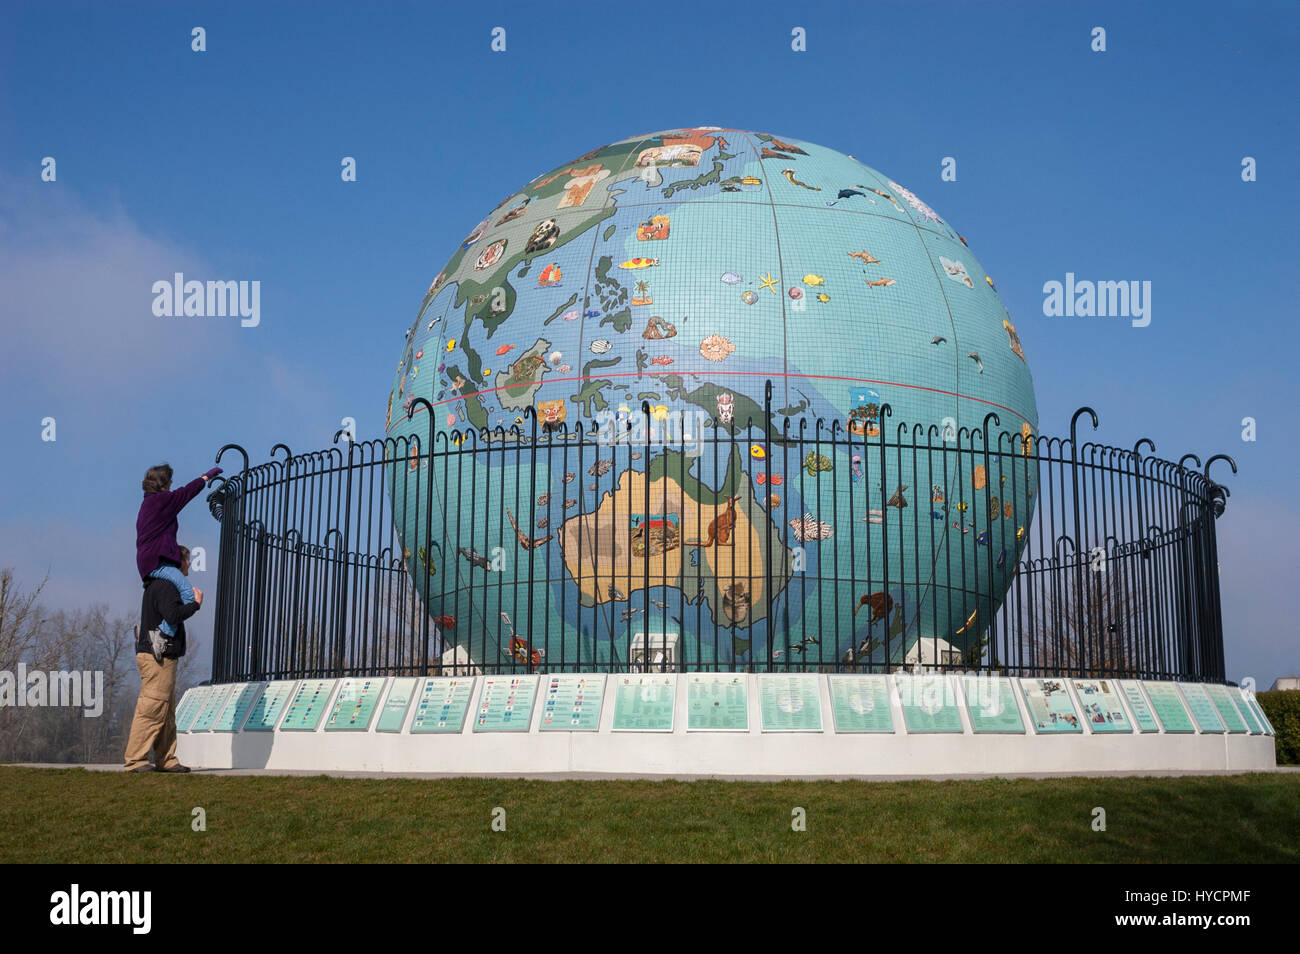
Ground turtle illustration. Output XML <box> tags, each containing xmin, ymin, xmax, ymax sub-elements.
<box><xmin>803</xmin><ymin>452</ymin><xmax>834</xmax><ymax>476</ymax></box>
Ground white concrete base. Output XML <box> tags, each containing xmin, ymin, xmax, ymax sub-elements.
<box><xmin>177</xmin><ymin>674</ymin><xmax>1277</xmax><ymax>778</ymax></box>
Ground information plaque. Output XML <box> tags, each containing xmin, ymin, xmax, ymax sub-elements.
<box><xmin>539</xmin><ymin>674</ymin><xmax>606</xmax><ymax>731</ymax></box>
<box><xmin>243</xmin><ymin>680</ymin><xmax>298</xmax><ymax>731</ymax></box>
<box><xmin>279</xmin><ymin>679</ymin><xmax>337</xmax><ymax>731</ymax></box>
<box><xmin>1019</xmin><ymin>679</ymin><xmax>1082</xmax><ymax>733</ymax></box>
<box><xmin>611</xmin><ymin>674</ymin><xmax>676</xmax><ymax>732</ymax></box>
<box><xmin>1177</xmin><ymin>683</ymin><xmax>1225</xmax><ymax>734</ymax></box>
<box><xmin>961</xmin><ymin>676</ymin><xmax>1025</xmax><ymax>734</ymax></box>
<box><xmin>473</xmin><ymin>675</ymin><xmax>539</xmax><ymax>732</ymax></box>
<box><xmin>175</xmin><ymin>687</ymin><xmax>208</xmax><ymax>733</ymax></box>
<box><xmin>411</xmin><ymin>677</ymin><xmax>475</xmax><ymax>733</ymax></box>
<box><xmin>1143</xmin><ymin>681</ymin><xmax>1195</xmax><ymax>733</ymax></box>
<box><xmin>895</xmin><ymin>674</ymin><xmax>964</xmax><ymax>733</ymax></box>
<box><xmin>827</xmin><ymin>675</ymin><xmax>894</xmax><ymax>733</ymax></box>
<box><xmin>1228</xmin><ymin>691</ymin><xmax>1264</xmax><ymax>734</ymax></box>
<box><xmin>1203</xmin><ymin>684</ymin><xmax>1248</xmax><ymax>734</ymax></box>
<box><xmin>188</xmin><ymin>684</ymin><xmax>234</xmax><ymax>732</ymax></box>
<box><xmin>1071</xmin><ymin>679</ymin><xmax>1133</xmax><ymax>734</ymax></box>
<box><xmin>1242</xmin><ymin>691</ymin><xmax>1274</xmax><ymax>735</ymax></box>
<box><xmin>1117</xmin><ymin>680</ymin><xmax>1160</xmax><ymax>733</ymax></box>
<box><xmin>324</xmin><ymin>677</ymin><xmax>386</xmax><ymax>731</ymax></box>
<box><xmin>211</xmin><ymin>683</ymin><xmax>266</xmax><ymax>732</ymax></box>
<box><xmin>376</xmin><ymin>677</ymin><xmax>419</xmax><ymax>732</ymax></box>
<box><xmin>758</xmin><ymin>674</ymin><xmax>823</xmax><ymax>732</ymax></box>
<box><xmin>687</xmin><ymin>673</ymin><xmax>749</xmax><ymax>731</ymax></box>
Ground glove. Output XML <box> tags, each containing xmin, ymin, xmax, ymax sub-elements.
<box><xmin>202</xmin><ymin>467</ymin><xmax>223</xmax><ymax>480</ymax></box>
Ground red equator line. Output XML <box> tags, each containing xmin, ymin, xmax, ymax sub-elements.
<box><xmin>398</xmin><ymin>369</ymin><xmax>1035</xmax><ymax>428</ymax></box>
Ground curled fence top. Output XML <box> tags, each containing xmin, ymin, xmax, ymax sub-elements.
<box><xmin>210</xmin><ymin>402</ymin><xmax>1226</xmax><ymax>507</ymax></box>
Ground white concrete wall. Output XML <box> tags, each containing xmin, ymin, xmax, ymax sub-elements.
<box><xmin>177</xmin><ymin>674</ymin><xmax>1278</xmax><ymax>777</ymax></box>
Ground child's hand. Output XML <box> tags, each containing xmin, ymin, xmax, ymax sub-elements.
<box><xmin>201</xmin><ymin>467</ymin><xmax>223</xmax><ymax>481</ymax></box>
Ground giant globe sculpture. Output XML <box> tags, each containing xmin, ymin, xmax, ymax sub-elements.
<box><xmin>385</xmin><ymin>127</ymin><xmax>1038</xmax><ymax>671</ymax></box>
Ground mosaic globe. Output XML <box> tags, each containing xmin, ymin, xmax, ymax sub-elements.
<box><xmin>386</xmin><ymin>127</ymin><xmax>1038</xmax><ymax>670</ymax></box>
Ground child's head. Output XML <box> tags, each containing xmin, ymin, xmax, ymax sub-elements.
<box><xmin>142</xmin><ymin>463</ymin><xmax>173</xmax><ymax>494</ymax></box>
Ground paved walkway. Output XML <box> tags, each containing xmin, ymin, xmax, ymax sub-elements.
<box><xmin>12</xmin><ymin>762</ymin><xmax>1300</xmax><ymax>782</ymax></box>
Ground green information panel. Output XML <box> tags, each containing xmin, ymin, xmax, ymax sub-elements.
<box><xmin>1117</xmin><ymin>681</ymin><xmax>1160</xmax><ymax>733</ymax></box>
<box><xmin>211</xmin><ymin>683</ymin><xmax>266</xmax><ymax>732</ymax></box>
<box><xmin>1243</xmin><ymin>692</ymin><xmax>1274</xmax><ymax>735</ymax></box>
<box><xmin>758</xmin><ymin>674</ymin><xmax>823</xmax><ymax>732</ymax></box>
<box><xmin>687</xmin><ymin>673</ymin><xmax>749</xmax><ymax>731</ymax></box>
<box><xmin>827</xmin><ymin>675</ymin><xmax>894</xmax><ymax>733</ymax></box>
<box><xmin>411</xmin><ymin>677</ymin><xmax>476</xmax><ymax>733</ymax></box>
<box><xmin>279</xmin><ymin>679</ymin><xmax>337</xmax><ymax>731</ymax></box>
<box><xmin>1071</xmin><ymin>679</ymin><xmax>1133</xmax><ymax>734</ymax></box>
<box><xmin>1204</xmin><ymin>684</ymin><xmax>1248</xmax><ymax>734</ymax></box>
<box><xmin>1228</xmin><ymin>690</ymin><xmax>1263</xmax><ymax>734</ymax></box>
<box><xmin>961</xmin><ymin>676</ymin><xmax>1025</xmax><ymax>734</ymax></box>
<box><xmin>325</xmin><ymin>677</ymin><xmax>385</xmax><ymax>731</ymax></box>
<box><xmin>1019</xmin><ymin>679</ymin><xmax>1082</xmax><ymax>733</ymax></box>
<box><xmin>895</xmin><ymin>674</ymin><xmax>964</xmax><ymax>733</ymax></box>
<box><xmin>243</xmin><ymin>680</ymin><xmax>298</xmax><ymax>731</ymax></box>
<box><xmin>175</xmin><ymin>687</ymin><xmax>208</xmax><ymax>733</ymax></box>
<box><xmin>1177</xmin><ymin>683</ymin><xmax>1224</xmax><ymax>733</ymax></box>
<box><xmin>1144</xmin><ymin>681</ymin><xmax>1195</xmax><ymax>733</ymax></box>
<box><xmin>539</xmin><ymin>674</ymin><xmax>606</xmax><ymax>731</ymax></box>
<box><xmin>376</xmin><ymin>677</ymin><xmax>419</xmax><ymax>732</ymax></box>
<box><xmin>188</xmin><ymin>684</ymin><xmax>234</xmax><ymax>732</ymax></box>
<box><xmin>473</xmin><ymin>675</ymin><xmax>539</xmax><ymax>732</ymax></box>
<box><xmin>611</xmin><ymin>675</ymin><xmax>676</xmax><ymax>731</ymax></box>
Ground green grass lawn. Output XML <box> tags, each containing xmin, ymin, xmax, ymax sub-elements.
<box><xmin>2</xmin><ymin>767</ymin><xmax>1297</xmax><ymax>863</ymax></box>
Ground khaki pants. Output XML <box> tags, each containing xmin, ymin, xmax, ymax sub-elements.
<box><xmin>123</xmin><ymin>653</ymin><xmax>180</xmax><ymax>770</ymax></box>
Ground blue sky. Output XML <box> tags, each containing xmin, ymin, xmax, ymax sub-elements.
<box><xmin>1</xmin><ymin>0</ymin><xmax>1296</xmax><ymax>685</ymax></box>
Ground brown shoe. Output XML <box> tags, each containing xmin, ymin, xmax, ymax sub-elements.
<box><xmin>126</xmin><ymin>764</ymin><xmax>155</xmax><ymax>773</ymax></box>
<box><xmin>160</xmin><ymin>763</ymin><xmax>191</xmax><ymax>774</ymax></box>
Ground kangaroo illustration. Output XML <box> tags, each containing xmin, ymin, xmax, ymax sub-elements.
<box><xmin>692</xmin><ymin>494</ymin><xmax>739</xmax><ymax>548</ymax></box>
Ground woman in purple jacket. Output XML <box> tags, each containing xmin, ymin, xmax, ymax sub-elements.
<box><xmin>136</xmin><ymin>463</ymin><xmax>221</xmax><ymax>656</ymax></box>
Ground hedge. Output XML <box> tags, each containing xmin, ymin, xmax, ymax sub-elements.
<box><xmin>1256</xmin><ymin>690</ymin><xmax>1300</xmax><ymax>765</ymax></box>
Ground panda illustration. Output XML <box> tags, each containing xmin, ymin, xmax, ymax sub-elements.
<box><xmin>525</xmin><ymin>218</ymin><xmax>560</xmax><ymax>254</ymax></box>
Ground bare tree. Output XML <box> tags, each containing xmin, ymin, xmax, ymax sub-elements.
<box><xmin>0</xmin><ymin>568</ymin><xmax>47</xmax><ymax>673</ymax></box>
<box><xmin>240</xmin><ymin>563</ymin><xmax>443</xmax><ymax>679</ymax></box>
<box><xmin>1011</xmin><ymin>556</ymin><xmax>1151</xmax><ymax>676</ymax></box>
<box><xmin>0</xmin><ymin>569</ymin><xmax>48</xmax><ymax>757</ymax></box>
<box><xmin>0</xmin><ymin>569</ymin><xmax>142</xmax><ymax>764</ymax></box>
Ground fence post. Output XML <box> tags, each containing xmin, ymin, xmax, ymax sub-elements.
<box><xmin>335</xmin><ymin>431</ymin><xmax>356</xmax><ymax>678</ymax></box>
<box><xmin>211</xmin><ymin>443</ymin><xmax>250</xmax><ymax>682</ymax></box>
<box><xmin>1068</xmin><ymin>408</ymin><xmax>1098</xmax><ymax>677</ymax></box>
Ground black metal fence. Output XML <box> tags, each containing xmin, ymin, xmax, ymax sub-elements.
<box><xmin>206</xmin><ymin>384</ymin><xmax>1234</xmax><ymax>683</ymax></box>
